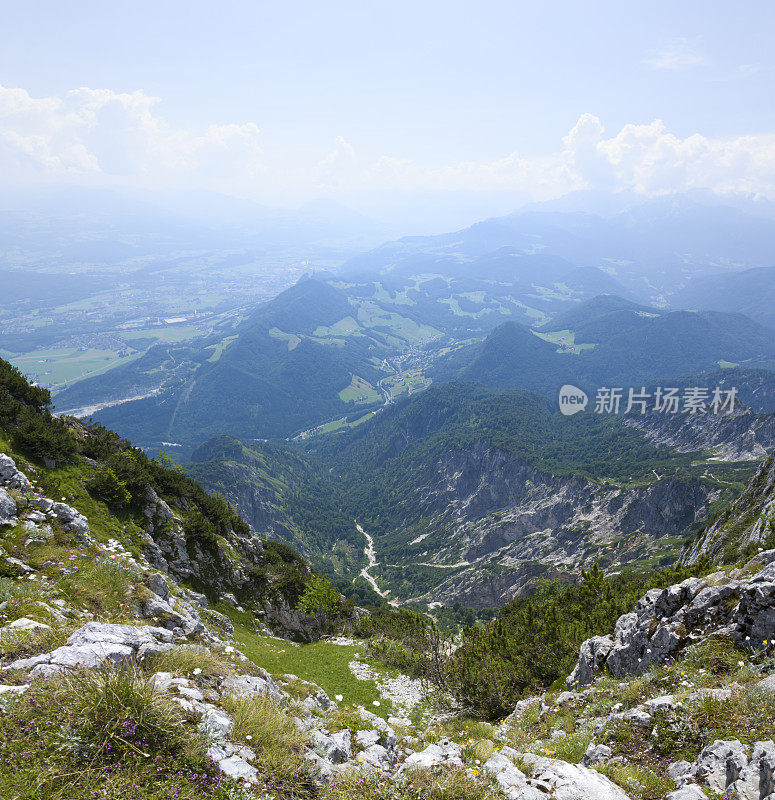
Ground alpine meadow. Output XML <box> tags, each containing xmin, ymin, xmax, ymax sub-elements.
<box><xmin>3</xmin><ymin>4</ymin><xmax>775</xmax><ymax>800</ymax></box>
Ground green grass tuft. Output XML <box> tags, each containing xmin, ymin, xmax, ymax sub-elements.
<box><xmin>598</xmin><ymin>761</ymin><xmax>674</xmax><ymax>800</ymax></box>
<box><xmin>147</xmin><ymin>644</ymin><xmax>234</xmax><ymax>680</ymax></box>
<box><xmin>221</xmin><ymin>692</ymin><xmax>317</xmax><ymax>798</ymax></box>
<box><xmin>0</xmin><ymin>666</ymin><xmax>238</xmax><ymax>800</ymax></box>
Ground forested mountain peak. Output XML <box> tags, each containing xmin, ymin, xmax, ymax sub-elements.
<box><xmin>537</xmin><ymin>294</ymin><xmax>658</xmax><ymax>333</ymax></box>
<box><xmin>242</xmin><ymin>277</ymin><xmax>353</xmax><ymax>335</ymax></box>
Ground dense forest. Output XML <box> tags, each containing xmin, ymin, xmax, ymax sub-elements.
<box><xmin>455</xmin><ymin>298</ymin><xmax>775</xmax><ymax>394</ymax></box>
<box><xmin>308</xmin><ymin>382</ymin><xmax>716</xmax><ymax>563</ymax></box>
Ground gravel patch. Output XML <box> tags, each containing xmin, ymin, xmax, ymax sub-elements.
<box><xmin>349</xmin><ymin>660</ymin><xmax>425</xmax><ymax>714</ymax></box>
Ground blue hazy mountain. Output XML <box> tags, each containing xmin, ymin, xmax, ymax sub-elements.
<box><xmin>673</xmin><ymin>265</ymin><xmax>775</xmax><ymax>331</ymax></box>
<box><xmin>342</xmin><ymin>193</ymin><xmax>775</xmax><ymax>300</ymax></box>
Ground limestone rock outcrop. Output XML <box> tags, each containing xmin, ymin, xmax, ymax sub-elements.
<box><xmin>569</xmin><ymin>553</ymin><xmax>775</xmax><ymax>685</ymax></box>
<box><xmin>8</xmin><ymin>621</ymin><xmax>174</xmax><ymax>679</ymax></box>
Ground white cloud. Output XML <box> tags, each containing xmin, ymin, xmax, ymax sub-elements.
<box><xmin>584</xmin><ymin>118</ymin><xmax>775</xmax><ymax>197</ymax></box>
<box><xmin>0</xmin><ymin>84</ymin><xmax>264</xmax><ymax>188</ymax></box>
<box><xmin>738</xmin><ymin>64</ymin><xmax>760</xmax><ymax>77</ymax></box>
<box><xmin>2</xmin><ymin>83</ymin><xmax>775</xmax><ymax>204</ymax></box>
<box><xmin>317</xmin><ymin>115</ymin><xmax>775</xmax><ymax>201</ymax></box>
<box><xmin>643</xmin><ymin>37</ymin><xmax>709</xmax><ymax>71</ymax></box>
<box><xmin>316</xmin><ymin>136</ymin><xmax>357</xmax><ymax>187</ymax></box>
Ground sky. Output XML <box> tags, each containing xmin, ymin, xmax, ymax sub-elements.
<box><xmin>1</xmin><ymin>0</ymin><xmax>774</xmax><ymax>226</ymax></box>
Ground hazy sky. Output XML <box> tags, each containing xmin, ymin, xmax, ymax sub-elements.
<box><xmin>1</xmin><ymin>0</ymin><xmax>774</xmax><ymax>222</ymax></box>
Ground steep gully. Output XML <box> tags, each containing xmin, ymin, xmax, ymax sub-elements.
<box><xmin>355</xmin><ymin>521</ymin><xmax>398</xmax><ymax>606</ymax></box>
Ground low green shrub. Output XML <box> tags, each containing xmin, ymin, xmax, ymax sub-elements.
<box><xmin>448</xmin><ymin>562</ymin><xmax>712</xmax><ymax>718</ymax></box>
<box><xmin>56</xmin><ymin>557</ymin><xmax>137</xmax><ymax>618</ymax></box>
<box><xmin>85</xmin><ymin>465</ymin><xmax>131</xmax><ymax>509</ymax></box>
<box><xmin>598</xmin><ymin>762</ymin><xmax>674</xmax><ymax>800</ymax></box>
<box><xmin>424</xmin><ymin>715</ymin><xmax>495</xmax><ymax>744</ymax></box>
<box><xmin>551</xmin><ymin>730</ymin><xmax>592</xmax><ymax>763</ymax></box>
<box><xmin>681</xmin><ymin>635</ymin><xmax>750</xmax><ymax>675</ymax></box>
<box><xmin>651</xmin><ymin>686</ymin><xmax>775</xmax><ymax>760</ymax></box>
<box><xmin>298</xmin><ymin>575</ymin><xmax>342</xmax><ymax>614</ymax></box>
<box><xmin>0</xmin><ymin>622</ymin><xmax>71</xmax><ymax>663</ymax></box>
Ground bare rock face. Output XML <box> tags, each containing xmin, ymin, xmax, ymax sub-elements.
<box><xmin>0</xmin><ymin>454</ymin><xmax>32</xmax><ymax>491</ymax></box>
<box><xmin>683</xmin><ymin>452</ymin><xmax>775</xmax><ymax>565</ymax></box>
<box><xmin>402</xmin><ymin>740</ymin><xmax>463</xmax><ymax>771</ymax></box>
<box><xmin>0</xmin><ymin>487</ymin><xmax>17</xmax><ymax>525</ymax></box>
<box><xmin>665</xmin><ymin>739</ymin><xmax>775</xmax><ymax>800</ymax></box>
<box><xmin>520</xmin><ymin>753</ymin><xmax>632</xmax><ymax>800</ymax></box>
<box><xmin>221</xmin><ymin>671</ymin><xmax>281</xmax><ymax>703</ymax></box>
<box><xmin>666</xmin><ymin>786</ymin><xmax>708</xmax><ymax>800</ymax></box>
<box><xmin>624</xmin><ymin>404</ymin><xmax>775</xmax><ymax>462</ymax></box>
<box><xmin>1</xmin><ymin>617</ymin><xmax>51</xmax><ymax>633</ymax></box>
<box><xmin>137</xmin><ymin>592</ymin><xmax>207</xmax><ymax>637</ymax></box>
<box><xmin>385</xmin><ymin>444</ymin><xmax>721</xmax><ymax>607</ymax></box>
<box><xmin>49</xmin><ymin>501</ymin><xmax>92</xmax><ymax>543</ymax></box>
<box><xmin>206</xmin><ymin>742</ymin><xmax>258</xmax><ymax>783</ymax></box>
<box><xmin>581</xmin><ymin>743</ymin><xmax>612</xmax><ymax>766</ymax></box>
<box><xmin>483</xmin><ymin>752</ymin><xmax>545</xmax><ymax>800</ymax></box>
<box><xmin>140</xmin><ymin>487</ymin><xmax>268</xmax><ymax>602</ymax></box>
<box><xmin>568</xmin><ymin>554</ymin><xmax>775</xmax><ymax>685</ymax></box>
<box><xmin>567</xmin><ymin>636</ymin><xmax>615</xmax><ymax>687</ymax></box>
<box><xmin>310</xmin><ymin>728</ymin><xmax>352</xmax><ymax>765</ymax></box>
<box><xmin>147</xmin><ymin>572</ymin><xmax>170</xmax><ymax>602</ymax></box>
<box><xmin>8</xmin><ymin>621</ymin><xmax>174</xmax><ymax>679</ymax></box>
<box><xmin>260</xmin><ymin>597</ymin><xmax>328</xmax><ymax>643</ymax></box>
<box><xmin>200</xmin><ymin>706</ymin><xmax>234</xmax><ymax>739</ymax></box>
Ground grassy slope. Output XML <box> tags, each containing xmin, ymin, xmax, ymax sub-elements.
<box><xmin>1</xmin><ymin>432</ymin><xmax>772</xmax><ymax>800</ymax></box>
<box><xmin>226</xmin><ymin>610</ymin><xmax>393</xmax><ymax>719</ymax></box>
<box><xmin>0</xmin><ymin>436</ymin><xmax>145</xmax><ymax>556</ymax></box>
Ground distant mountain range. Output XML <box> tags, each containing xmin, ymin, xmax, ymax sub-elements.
<box><xmin>57</xmin><ymin>279</ymin><xmax>386</xmax><ymax>447</ymax></box>
<box><xmin>57</xmin><ymin>276</ymin><xmax>775</xmax><ymax>453</ymax></box>
<box><xmin>343</xmin><ymin>193</ymin><xmax>775</xmax><ymax>301</ymax></box>
<box><xmin>429</xmin><ymin>294</ymin><xmax>775</xmax><ymax>397</ymax></box>
<box><xmin>673</xmin><ymin>265</ymin><xmax>775</xmax><ymax>331</ymax></box>
<box><xmin>54</xmin><ymin>267</ymin><xmax>639</xmax><ymax>449</ymax></box>
<box><xmin>0</xmin><ymin>186</ymin><xmax>395</xmax><ymax>267</ymax></box>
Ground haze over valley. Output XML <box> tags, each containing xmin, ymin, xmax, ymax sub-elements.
<box><xmin>5</xmin><ymin>186</ymin><xmax>775</xmax><ymax>609</ymax></box>
<box><xmin>4</xmin><ymin>6</ymin><xmax>775</xmax><ymax>799</ymax></box>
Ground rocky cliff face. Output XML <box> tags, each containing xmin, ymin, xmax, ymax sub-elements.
<box><xmin>0</xmin><ymin>450</ymin><xmax>320</xmax><ymax>640</ymax></box>
<box><xmin>139</xmin><ymin>484</ymin><xmax>274</xmax><ymax>599</ymax></box>
<box><xmin>623</xmin><ymin>405</ymin><xmax>775</xmax><ymax>461</ymax></box>
<box><xmin>568</xmin><ymin>550</ymin><xmax>775</xmax><ymax>685</ymax></box>
<box><xmin>187</xmin><ymin>439</ymin><xmax>723</xmax><ymax>607</ymax></box>
<box><xmin>188</xmin><ymin>456</ymin><xmax>302</xmax><ymax>552</ymax></box>
<box><xmin>546</xmin><ymin>551</ymin><xmax>775</xmax><ymax>799</ymax></box>
<box><xmin>391</xmin><ymin>442</ymin><xmax>722</xmax><ymax>607</ymax></box>
<box><xmin>682</xmin><ymin>453</ymin><xmax>775</xmax><ymax>566</ymax></box>
<box><xmin>185</xmin><ymin>436</ymin><xmax>364</xmax><ymax>578</ymax></box>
